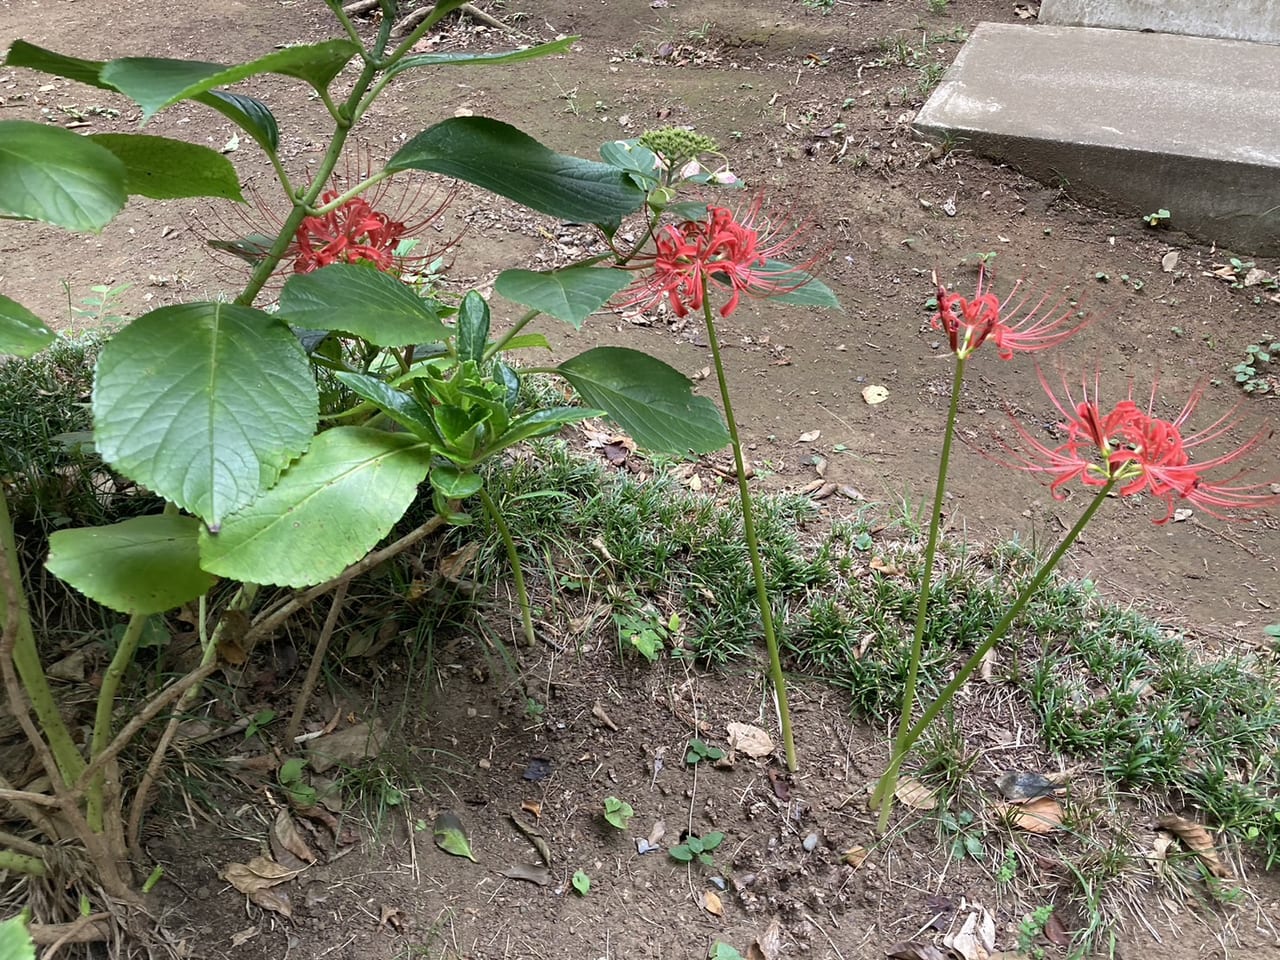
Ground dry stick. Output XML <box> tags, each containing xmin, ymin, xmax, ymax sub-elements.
<box><xmin>0</xmin><ymin>829</ymin><xmax>48</xmax><ymax>858</ymax></box>
<box><xmin>393</xmin><ymin>2</ymin><xmax>511</xmax><ymax>35</ymax></box>
<box><xmin>0</xmin><ymin>773</ymin><xmax>59</xmax><ymax>842</ymax></box>
<box><xmin>245</xmin><ymin>514</ymin><xmax>446</xmax><ymax>647</ymax></box>
<box><xmin>341</xmin><ymin>0</ymin><xmax>380</xmax><ymax>13</ymax></box>
<box><xmin>284</xmin><ymin>581</ymin><xmax>349</xmax><ymax>744</ymax></box>
<box><xmin>75</xmin><ymin>660</ymin><xmax>220</xmax><ymax>793</ymax></box>
<box><xmin>28</xmin><ymin>914</ymin><xmax>112</xmax><ymax>948</ymax></box>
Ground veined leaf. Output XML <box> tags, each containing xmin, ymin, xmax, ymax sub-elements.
<box><xmin>456</xmin><ymin>292</ymin><xmax>489</xmax><ymax>363</ymax></box>
<box><xmin>558</xmin><ymin>347</ymin><xmax>729</xmax><ymax>455</ymax></box>
<box><xmin>0</xmin><ymin>294</ymin><xmax>56</xmax><ymax>357</ymax></box>
<box><xmin>90</xmin><ymin>133</ymin><xmax>244</xmax><ymax>201</ymax></box>
<box><xmin>0</xmin><ymin>120</ymin><xmax>125</xmax><ymax>232</ymax></box>
<box><xmin>198</xmin><ymin>90</ymin><xmax>279</xmax><ymax>152</ymax></box>
<box><xmin>199</xmin><ymin>427</ymin><xmax>434</xmax><ymax>588</ymax></box>
<box><xmin>493</xmin><ymin>407</ymin><xmax>598</xmax><ymax>450</ymax></box>
<box><xmin>495</xmin><ymin>264</ymin><xmax>630</xmax><ymax>329</ymax></box>
<box><xmin>387</xmin><ymin>117</ymin><xmax>644</xmax><ymax>224</ymax></box>
<box><xmin>333</xmin><ymin>371</ymin><xmax>441</xmax><ymax>443</ymax></box>
<box><xmin>385</xmin><ymin>37</ymin><xmax>576</xmax><ymax>78</ymax></box>
<box><xmin>100</xmin><ymin>40</ymin><xmax>360</xmax><ymax>121</ymax></box>
<box><xmin>93</xmin><ymin>303</ymin><xmax>317</xmax><ymax>529</ymax></box>
<box><xmin>278</xmin><ymin>263</ymin><xmax>449</xmax><ymax>346</ymax></box>
<box><xmin>757</xmin><ymin>260</ymin><xmax>841</xmax><ymax>310</ymax></box>
<box><xmin>47</xmin><ymin>515</ymin><xmax>216</xmax><ymax>614</ymax></box>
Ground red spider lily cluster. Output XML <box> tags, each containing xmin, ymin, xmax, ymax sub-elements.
<box><xmin>292</xmin><ymin>190</ymin><xmax>409</xmax><ymax>274</ymax></box>
<box><xmin>619</xmin><ymin>197</ymin><xmax>812</xmax><ymax>318</ymax></box>
<box><xmin>933</xmin><ymin>265</ymin><xmax>1087</xmax><ymax>360</ymax></box>
<box><xmin>1002</xmin><ymin>370</ymin><xmax>1279</xmax><ymax>523</ymax></box>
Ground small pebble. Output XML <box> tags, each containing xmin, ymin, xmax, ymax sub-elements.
<box><xmin>803</xmin><ymin>832</ymin><xmax>820</xmax><ymax>853</ymax></box>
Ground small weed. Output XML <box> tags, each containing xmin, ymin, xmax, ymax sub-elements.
<box><xmin>1016</xmin><ymin>905</ymin><xmax>1055</xmax><ymax>959</ymax></box>
<box><xmin>938</xmin><ymin>809</ymin><xmax>985</xmax><ymax>861</ymax></box>
<box><xmin>670</xmin><ymin>830</ymin><xmax>724</xmax><ymax>868</ymax></box>
<box><xmin>685</xmin><ymin>738</ymin><xmax>725</xmax><ymax>766</ymax></box>
<box><xmin>277</xmin><ymin>758</ymin><xmax>318</xmax><ymax>808</ymax></box>
<box><xmin>613</xmin><ymin>603</ymin><xmax>680</xmax><ymax>661</ymax></box>
<box><xmin>996</xmin><ymin>848</ymin><xmax>1018</xmax><ymax>884</ymax></box>
<box><xmin>927</xmin><ymin>0</ymin><xmax>950</xmax><ymax>12</ymax></box>
<box><xmin>571</xmin><ymin>870</ymin><xmax>590</xmax><ymax>895</ymax></box>
<box><xmin>1143</xmin><ymin>208</ymin><xmax>1171</xmax><ymax>227</ymax></box>
<box><xmin>1231</xmin><ymin>339</ymin><xmax>1279</xmax><ymax>394</ymax></box>
<box><xmin>244</xmin><ymin>709</ymin><xmax>276</xmax><ymax>741</ymax></box>
<box><xmin>603</xmin><ymin>796</ymin><xmax>634</xmax><ymax>830</ymax></box>
<box><xmin>801</xmin><ymin>0</ymin><xmax>835</xmax><ymax>13</ymax></box>
<box><xmin>63</xmin><ymin>280</ymin><xmax>132</xmax><ymax>328</ymax></box>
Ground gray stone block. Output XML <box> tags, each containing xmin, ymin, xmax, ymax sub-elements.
<box><xmin>914</xmin><ymin>23</ymin><xmax>1280</xmax><ymax>255</ymax></box>
<box><xmin>1039</xmin><ymin>0</ymin><xmax>1280</xmax><ymax>45</ymax></box>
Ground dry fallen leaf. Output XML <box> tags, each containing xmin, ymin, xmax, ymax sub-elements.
<box><xmin>499</xmin><ymin>863</ymin><xmax>551</xmax><ymax>886</ymax></box>
<box><xmin>798</xmin><ymin>429</ymin><xmax>821</xmax><ymax>443</ymax></box>
<box><xmin>1146</xmin><ymin>830</ymin><xmax>1176</xmax><ymax>876</ymax></box>
<box><xmin>1161</xmin><ymin>251</ymin><xmax>1179</xmax><ymax>272</ymax></box>
<box><xmin>862</xmin><ymin>384</ymin><xmax>889</xmax><ymax>405</ymax></box>
<box><xmin>702</xmin><ymin>890</ymin><xmax>724</xmax><ymax>916</ymax></box>
<box><xmin>439</xmin><ymin>542</ymin><xmax>480</xmax><ymax>583</ymax></box>
<box><xmin>842</xmin><ymin>845</ymin><xmax>869</xmax><ymax>868</ymax></box>
<box><xmin>996</xmin><ymin>796</ymin><xmax>1064</xmax><ymax>834</ymax></box>
<box><xmin>746</xmin><ymin>918</ymin><xmax>784</xmax><ymax>960</ymax></box>
<box><xmin>229</xmin><ymin>926</ymin><xmax>259</xmax><ymax>948</ymax></box>
<box><xmin>945</xmin><ymin>906</ymin><xmax>996</xmax><ymax>960</ymax></box>
<box><xmin>1156</xmin><ymin>814</ymin><xmax>1229</xmax><ymax>877</ymax></box>
<box><xmin>222</xmin><ymin>856</ymin><xmax>304</xmax><ymax>918</ymax></box>
<box><xmin>270</xmin><ymin>809</ymin><xmax>317</xmax><ymax>868</ymax></box>
<box><xmin>895</xmin><ymin>777</ymin><xmax>939</xmax><ymax>811</ymax></box>
<box><xmin>726</xmin><ymin>721</ymin><xmax>775</xmax><ymax>759</ymax></box>
<box><xmin>869</xmin><ymin>556</ymin><xmax>903</xmax><ymax>576</ymax></box>
<box><xmin>520</xmin><ymin>799</ymin><xmax>542</xmax><ymax>819</ymax></box>
<box><xmin>379</xmin><ymin>904</ymin><xmax>407</xmax><ymax>932</ymax></box>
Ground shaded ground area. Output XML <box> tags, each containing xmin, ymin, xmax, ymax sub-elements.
<box><xmin>2</xmin><ymin>0</ymin><xmax>1279</xmax><ymax>957</ymax></box>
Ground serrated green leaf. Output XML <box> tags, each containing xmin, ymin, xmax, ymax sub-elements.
<box><xmin>0</xmin><ymin>914</ymin><xmax>35</xmax><ymax>960</ymax></box>
<box><xmin>333</xmin><ymin>372</ymin><xmax>441</xmax><ymax>442</ymax></box>
<box><xmin>100</xmin><ymin>40</ymin><xmax>359</xmax><ymax>121</ymax></box>
<box><xmin>387</xmin><ymin>117</ymin><xmax>644</xmax><ymax>224</ymax></box>
<box><xmin>495</xmin><ymin>265</ymin><xmax>630</xmax><ymax>329</ymax></box>
<box><xmin>433</xmin><ymin>811</ymin><xmax>477</xmax><ymax>861</ymax></box>
<box><xmin>557</xmin><ymin>347</ymin><xmax>729</xmax><ymax>455</ymax></box>
<box><xmin>93</xmin><ymin>303</ymin><xmax>317</xmax><ymax>528</ymax></box>
<box><xmin>199</xmin><ymin>90</ymin><xmax>279</xmax><ymax>152</ymax></box>
<box><xmin>278</xmin><ymin>263</ymin><xmax>448</xmax><ymax>346</ymax></box>
<box><xmin>0</xmin><ymin>120</ymin><xmax>125</xmax><ymax>231</ymax></box>
<box><xmin>494</xmin><ymin>407</ymin><xmax>596</xmax><ymax>450</ymax></box>
<box><xmin>385</xmin><ymin>37</ymin><xmax>576</xmax><ymax>79</ymax></box>
<box><xmin>0</xmin><ymin>294</ymin><xmax>56</xmax><ymax>357</ymax></box>
<box><xmin>198</xmin><ymin>427</ymin><xmax>432</xmax><ymax>588</ymax></box>
<box><xmin>46</xmin><ymin>515</ymin><xmax>215</xmax><ymax>614</ymax></box>
<box><xmin>89</xmin><ymin>133</ymin><xmax>244</xmax><ymax>201</ymax></box>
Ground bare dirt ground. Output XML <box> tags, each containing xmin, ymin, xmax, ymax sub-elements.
<box><xmin>2</xmin><ymin>0</ymin><xmax>1279</xmax><ymax>957</ymax></box>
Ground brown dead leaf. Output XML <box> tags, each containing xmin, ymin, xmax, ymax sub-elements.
<box><xmin>499</xmin><ymin>863</ymin><xmax>551</xmax><ymax>885</ymax></box>
<box><xmin>870</xmin><ymin>556</ymin><xmax>903</xmax><ymax>576</ymax></box>
<box><xmin>797</xmin><ymin>429</ymin><xmax>821</xmax><ymax>443</ymax></box>
<box><xmin>229</xmin><ymin>926</ymin><xmax>259</xmax><ymax>948</ymax></box>
<box><xmin>995</xmin><ymin>796</ymin><xmax>1064</xmax><ymax>834</ymax></box>
<box><xmin>520</xmin><ymin>799</ymin><xmax>542</xmax><ymax>819</ymax></box>
<box><xmin>747</xmin><ymin>918</ymin><xmax>784</xmax><ymax>960</ymax></box>
<box><xmin>895</xmin><ymin>777</ymin><xmax>938</xmax><ymax>811</ymax></box>
<box><xmin>591</xmin><ymin>701</ymin><xmax>619</xmax><ymax>731</ymax></box>
<box><xmin>271</xmin><ymin>809</ymin><xmax>317</xmax><ymax>866</ymax></box>
<box><xmin>439</xmin><ymin>542</ymin><xmax>480</xmax><ymax>583</ymax></box>
<box><xmin>842</xmin><ymin>845</ymin><xmax>869</xmax><ymax>868</ymax></box>
<box><xmin>944</xmin><ymin>907</ymin><xmax>995</xmax><ymax>960</ymax></box>
<box><xmin>1161</xmin><ymin>251</ymin><xmax>1179</xmax><ymax>273</ymax></box>
<box><xmin>306</xmin><ymin>720</ymin><xmax>386</xmax><ymax>774</ymax></box>
<box><xmin>702</xmin><ymin>890</ymin><xmax>724</xmax><ymax>916</ymax></box>
<box><xmin>380</xmin><ymin>905</ymin><xmax>407</xmax><ymax>932</ymax></box>
<box><xmin>885</xmin><ymin>942</ymin><xmax>952</xmax><ymax>960</ymax></box>
<box><xmin>726</xmin><ymin>721</ymin><xmax>775</xmax><ymax>759</ymax></box>
<box><xmin>1043</xmin><ymin>910</ymin><xmax>1069</xmax><ymax>947</ymax></box>
<box><xmin>222</xmin><ymin>856</ymin><xmax>304</xmax><ymax>893</ymax></box>
<box><xmin>1155</xmin><ymin>814</ymin><xmax>1229</xmax><ymax>877</ymax></box>
<box><xmin>248</xmin><ymin>886</ymin><xmax>292</xmax><ymax>918</ymax></box>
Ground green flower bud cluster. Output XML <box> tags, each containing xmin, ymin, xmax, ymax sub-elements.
<box><xmin>639</xmin><ymin>127</ymin><xmax>718</xmax><ymax>169</ymax></box>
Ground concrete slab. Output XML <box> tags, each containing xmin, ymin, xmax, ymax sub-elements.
<box><xmin>913</xmin><ymin>23</ymin><xmax>1280</xmax><ymax>255</ymax></box>
<box><xmin>1039</xmin><ymin>0</ymin><xmax>1280</xmax><ymax>45</ymax></box>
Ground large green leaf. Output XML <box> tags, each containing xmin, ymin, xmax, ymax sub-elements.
<box><xmin>0</xmin><ymin>915</ymin><xmax>34</xmax><ymax>960</ymax></box>
<box><xmin>199</xmin><ymin>427</ymin><xmax>433</xmax><ymax>588</ymax></box>
<box><xmin>557</xmin><ymin>347</ymin><xmax>729</xmax><ymax>455</ymax></box>
<box><xmin>456</xmin><ymin>291</ymin><xmax>489</xmax><ymax>363</ymax></box>
<box><xmin>4</xmin><ymin>40</ymin><xmax>110</xmax><ymax>88</ymax></box>
<box><xmin>0</xmin><ymin>120</ymin><xmax>125</xmax><ymax>232</ymax></box>
<box><xmin>385</xmin><ymin>37</ymin><xmax>576</xmax><ymax>79</ymax></box>
<box><xmin>47</xmin><ymin>515</ymin><xmax>216</xmax><ymax>614</ymax></box>
<box><xmin>495</xmin><ymin>264</ymin><xmax>630</xmax><ymax>329</ymax></box>
<box><xmin>89</xmin><ymin>134</ymin><xmax>244</xmax><ymax>201</ymax></box>
<box><xmin>387</xmin><ymin>117</ymin><xmax>644</xmax><ymax>224</ymax></box>
<box><xmin>333</xmin><ymin>371</ymin><xmax>441</xmax><ymax>443</ymax></box>
<box><xmin>100</xmin><ymin>40</ymin><xmax>360</xmax><ymax>121</ymax></box>
<box><xmin>93</xmin><ymin>303</ymin><xmax>318</xmax><ymax>529</ymax></box>
<box><xmin>4</xmin><ymin>42</ymin><xmax>280</xmax><ymax>152</ymax></box>
<box><xmin>0</xmin><ymin>294</ymin><xmax>56</xmax><ymax>357</ymax></box>
<box><xmin>278</xmin><ymin>263</ymin><xmax>448</xmax><ymax>346</ymax></box>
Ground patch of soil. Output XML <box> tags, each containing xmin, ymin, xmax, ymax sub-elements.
<box><xmin>3</xmin><ymin>0</ymin><xmax>1279</xmax><ymax>957</ymax></box>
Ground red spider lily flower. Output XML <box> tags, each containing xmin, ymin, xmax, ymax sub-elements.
<box><xmin>1000</xmin><ymin>369</ymin><xmax>1279</xmax><ymax>523</ymax></box>
<box><xmin>933</xmin><ymin>265</ymin><xmax>1089</xmax><ymax>360</ymax></box>
<box><xmin>201</xmin><ymin>153</ymin><xmax>459</xmax><ymax>281</ymax></box>
<box><xmin>618</xmin><ymin>196</ymin><xmax>814</xmax><ymax>318</ymax></box>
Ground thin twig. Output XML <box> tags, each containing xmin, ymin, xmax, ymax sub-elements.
<box><xmin>0</xmin><ymin>787</ymin><xmax>62</xmax><ymax>808</ymax></box>
<box><xmin>245</xmin><ymin>514</ymin><xmax>445</xmax><ymax>646</ymax></box>
<box><xmin>394</xmin><ymin>2</ymin><xmax>511</xmax><ymax>35</ymax></box>
<box><xmin>285</xmin><ymin>581</ymin><xmax>349</xmax><ymax>743</ymax></box>
<box><xmin>29</xmin><ymin>914</ymin><xmax>111</xmax><ymax>949</ymax></box>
